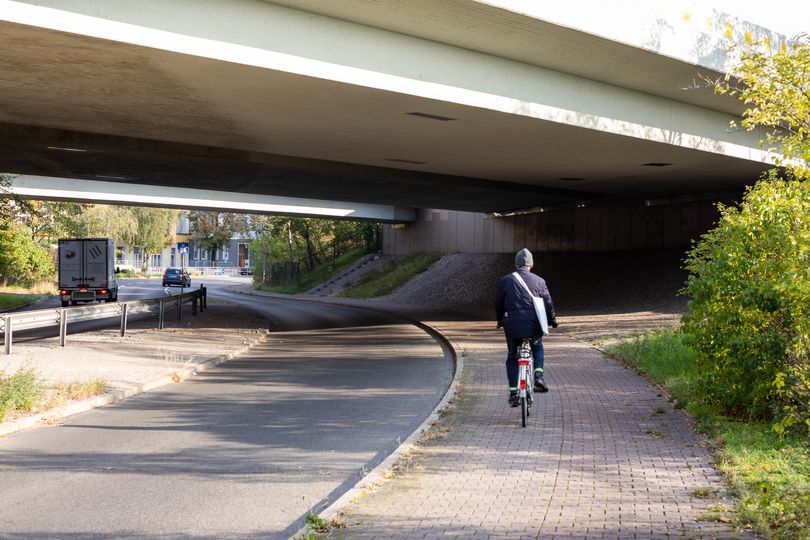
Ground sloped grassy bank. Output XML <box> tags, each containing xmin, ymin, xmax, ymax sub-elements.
<box><xmin>339</xmin><ymin>252</ymin><xmax>442</xmax><ymax>299</ymax></box>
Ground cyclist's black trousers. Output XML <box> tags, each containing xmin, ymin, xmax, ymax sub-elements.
<box><xmin>505</xmin><ymin>335</ymin><xmax>545</xmax><ymax>390</ymax></box>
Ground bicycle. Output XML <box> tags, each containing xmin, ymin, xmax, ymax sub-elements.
<box><xmin>516</xmin><ymin>338</ymin><xmax>534</xmax><ymax>427</ymax></box>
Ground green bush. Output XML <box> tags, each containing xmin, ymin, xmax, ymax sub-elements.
<box><xmin>682</xmin><ymin>174</ymin><xmax>810</xmax><ymax>433</ymax></box>
<box><xmin>0</xmin><ymin>222</ymin><xmax>55</xmax><ymax>287</ymax></box>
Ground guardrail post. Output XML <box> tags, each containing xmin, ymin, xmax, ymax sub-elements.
<box><xmin>3</xmin><ymin>315</ymin><xmax>11</xmax><ymax>356</ymax></box>
<box><xmin>120</xmin><ymin>303</ymin><xmax>128</xmax><ymax>337</ymax></box>
<box><xmin>158</xmin><ymin>299</ymin><xmax>165</xmax><ymax>330</ymax></box>
<box><xmin>192</xmin><ymin>292</ymin><xmax>198</xmax><ymax>316</ymax></box>
<box><xmin>59</xmin><ymin>308</ymin><xmax>67</xmax><ymax>347</ymax></box>
<box><xmin>199</xmin><ymin>284</ymin><xmax>206</xmax><ymax>311</ymax></box>
<box><xmin>177</xmin><ymin>295</ymin><xmax>182</xmax><ymax>322</ymax></box>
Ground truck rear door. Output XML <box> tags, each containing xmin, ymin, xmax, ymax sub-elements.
<box><xmin>58</xmin><ymin>239</ymin><xmax>83</xmax><ymax>289</ymax></box>
<box><xmin>83</xmin><ymin>239</ymin><xmax>109</xmax><ymax>288</ymax></box>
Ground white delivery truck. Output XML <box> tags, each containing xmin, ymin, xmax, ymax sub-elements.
<box><xmin>58</xmin><ymin>238</ymin><xmax>119</xmax><ymax>307</ymax></box>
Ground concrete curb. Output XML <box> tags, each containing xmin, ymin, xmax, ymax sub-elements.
<box><xmin>225</xmin><ymin>286</ymin><xmax>466</xmax><ymax>540</ymax></box>
<box><xmin>0</xmin><ymin>329</ymin><xmax>270</xmax><ymax>438</ymax></box>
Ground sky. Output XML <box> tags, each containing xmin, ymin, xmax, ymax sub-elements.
<box><xmin>490</xmin><ymin>0</ymin><xmax>808</xmax><ymax>39</ymax></box>
<box><xmin>710</xmin><ymin>0</ymin><xmax>809</xmax><ymax>37</ymax></box>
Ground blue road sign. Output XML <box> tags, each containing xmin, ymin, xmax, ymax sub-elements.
<box><xmin>177</xmin><ymin>242</ymin><xmax>189</xmax><ymax>254</ymax></box>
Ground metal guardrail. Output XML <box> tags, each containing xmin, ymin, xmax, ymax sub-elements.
<box><xmin>0</xmin><ymin>285</ymin><xmax>207</xmax><ymax>355</ymax></box>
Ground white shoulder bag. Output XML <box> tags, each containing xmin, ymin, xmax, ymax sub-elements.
<box><xmin>512</xmin><ymin>272</ymin><xmax>549</xmax><ymax>336</ymax></box>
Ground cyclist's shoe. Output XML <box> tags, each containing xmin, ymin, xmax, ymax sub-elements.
<box><xmin>508</xmin><ymin>392</ymin><xmax>520</xmax><ymax>407</ymax></box>
<box><xmin>534</xmin><ymin>375</ymin><xmax>549</xmax><ymax>393</ymax></box>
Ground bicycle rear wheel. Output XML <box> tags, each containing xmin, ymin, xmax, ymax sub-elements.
<box><xmin>521</xmin><ymin>396</ymin><xmax>528</xmax><ymax>427</ymax></box>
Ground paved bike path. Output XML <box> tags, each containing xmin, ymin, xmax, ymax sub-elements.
<box><xmin>333</xmin><ymin>320</ymin><xmax>737</xmax><ymax>539</ymax></box>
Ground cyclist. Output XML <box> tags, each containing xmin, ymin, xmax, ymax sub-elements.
<box><xmin>495</xmin><ymin>248</ymin><xmax>558</xmax><ymax>406</ymax></box>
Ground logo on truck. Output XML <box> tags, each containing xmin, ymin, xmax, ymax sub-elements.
<box><xmin>88</xmin><ymin>245</ymin><xmax>102</xmax><ymax>258</ymax></box>
<box><xmin>64</xmin><ymin>250</ymin><xmax>76</xmax><ymax>259</ymax></box>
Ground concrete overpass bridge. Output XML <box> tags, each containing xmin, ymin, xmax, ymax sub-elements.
<box><xmin>0</xmin><ymin>1</ymin><xmax>789</xmax><ymax>243</ymax></box>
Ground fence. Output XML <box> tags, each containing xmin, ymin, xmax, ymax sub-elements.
<box><xmin>115</xmin><ymin>261</ymin><xmax>245</xmax><ymax>276</ymax></box>
<box><xmin>0</xmin><ymin>285</ymin><xmax>207</xmax><ymax>355</ymax></box>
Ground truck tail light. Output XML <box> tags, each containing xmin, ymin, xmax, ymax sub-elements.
<box><xmin>99</xmin><ymin>289</ymin><xmax>108</xmax><ymax>295</ymax></box>
<box><xmin>60</xmin><ymin>290</ymin><xmax>68</xmax><ymax>295</ymax></box>
<box><xmin>79</xmin><ymin>288</ymin><xmax>88</xmax><ymax>292</ymax></box>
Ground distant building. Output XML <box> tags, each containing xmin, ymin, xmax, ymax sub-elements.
<box><xmin>116</xmin><ymin>211</ymin><xmax>253</xmax><ymax>273</ymax></box>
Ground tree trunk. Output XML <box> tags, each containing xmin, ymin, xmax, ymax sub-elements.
<box><xmin>304</xmin><ymin>222</ymin><xmax>315</xmax><ymax>270</ymax></box>
<box><xmin>287</xmin><ymin>220</ymin><xmax>294</xmax><ymax>262</ymax></box>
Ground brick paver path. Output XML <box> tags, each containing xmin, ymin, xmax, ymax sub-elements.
<box><xmin>337</xmin><ymin>321</ymin><xmax>737</xmax><ymax>539</ymax></box>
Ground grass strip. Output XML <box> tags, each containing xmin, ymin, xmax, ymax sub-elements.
<box><xmin>0</xmin><ymin>293</ymin><xmax>41</xmax><ymax>311</ymax></box>
<box><xmin>607</xmin><ymin>328</ymin><xmax>810</xmax><ymax>539</ymax></box>
<box><xmin>0</xmin><ymin>282</ymin><xmax>55</xmax><ymax>295</ymax></box>
<box><xmin>339</xmin><ymin>252</ymin><xmax>442</xmax><ymax>299</ymax></box>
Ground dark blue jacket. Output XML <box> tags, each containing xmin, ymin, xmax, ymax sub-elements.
<box><xmin>495</xmin><ymin>266</ymin><xmax>557</xmax><ymax>339</ymax></box>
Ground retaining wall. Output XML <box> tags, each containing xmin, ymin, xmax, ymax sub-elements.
<box><xmin>383</xmin><ymin>198</ymin><xmax>724</xmax><ymax>255</ymax></box>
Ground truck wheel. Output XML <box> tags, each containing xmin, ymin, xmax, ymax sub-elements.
<box><xmin>61</xmin><ymin>301</ymin><xmax>69</xmax><ymax>307</ymax></box>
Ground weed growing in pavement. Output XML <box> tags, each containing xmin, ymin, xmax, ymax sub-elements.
<box><xmin>384</xmin><ymin>450</ymin><xmax>417</xmax><ymax>480</ymax></box>
<box><xmin>416</xmin><ymin>423</ymin><xmax>450</xmax><ymax>445</ymax></box>
<box><xmin>160</xmin><ymin>350</ymin><xmax>194</xmax><ymax>382</ymax></box>
<box><xmin>691</xmin><ymin>487</ymin><xmax>719</xmax><ymax>499</ymax></box>
<box><xmin>696</xmin><ymin>502</ymin><xmax>735</xmax><ymax>524</ymax></box>
<box><xmin>54</xmin><ymin>379</ymin><xmax>106</xmax><ymax>401</ymax></box>
<box><xmin>1</xmin><ymin>368</ymin><xmax>110</xmax><ymax>421</ymax></box>
<box><xmin>45</xmin><ymin>379</ymin><xmax>107</xmax><ymax>410</ymax></box>
<box><xmin>645</xmin><ymin>429</ymin><xmax>664</xmax><ymax>438</ymax></box>
<box><xmin>437</xmin><ymin>402</ymin><xmax>457</xmax><ymax>417</ymax></box>
<box><xmin>304</xmin><ymin>512</ymin><xmax>330</xmax><ymax>533</ymax></box>
<box><xmin>0</xmin><ymin>368</ymin><xmax>45</xmax><ymax>421</ymax></box>
<box><xmin>329</xmin><ymin>513</ymin><xmax>347</xmax><ymax>529</ymax></box>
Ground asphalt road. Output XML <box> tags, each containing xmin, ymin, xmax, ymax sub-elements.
<box><xmin>0</xmin><ymin>278</ymin><xmax>453</xmax><ymax>538</ymax></box>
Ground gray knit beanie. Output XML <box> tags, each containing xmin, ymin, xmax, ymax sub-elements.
<box><xmin>515</xmin><ymin>248</ymin><xmax>533</xmax><ymax>267</ymax></box>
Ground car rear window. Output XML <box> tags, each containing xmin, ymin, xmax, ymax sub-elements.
<box><xmin>167</xmin><ymin>269</ymin><xmax>179</xmax><ymax>275</ymax></box>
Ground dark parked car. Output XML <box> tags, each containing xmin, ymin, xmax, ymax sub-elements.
<box><xmin>162</xmin><ymin>267</ymin><xmax>191</xmax><ymax>287</ymax></box>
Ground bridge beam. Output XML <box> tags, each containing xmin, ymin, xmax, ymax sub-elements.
<box><xmin>9</xmin><ymin>175</ymin><xmax>415</xmax><ymax>223</ymax></box>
